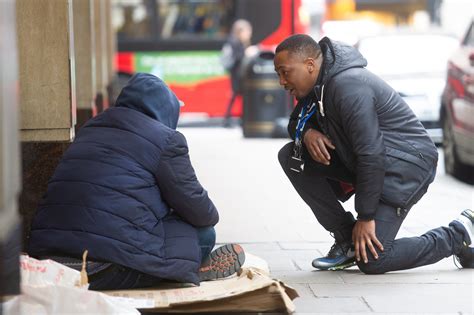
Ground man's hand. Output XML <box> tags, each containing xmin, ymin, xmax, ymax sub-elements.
<box><xmin>303</xmin><ymin>129</ymin><xmax>335</xmax><ymax>165</ymax></box>
<box><xmin>352</xmin><ymin>220</ymin><xmax>384</xmax><ymax>264</ymax></box>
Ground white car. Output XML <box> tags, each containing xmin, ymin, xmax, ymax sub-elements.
<box><xmin>356</xmin><ymin>32</ymin><xmax>459</xmax><ymax>143</ymax></box>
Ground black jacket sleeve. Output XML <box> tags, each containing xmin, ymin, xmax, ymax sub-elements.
<box><xmin>333</xmin><ymin>78</ymin><xmax>386</xmax><ymax>221</ymax></box>
<box><xmin>156</xmin><ymin>131</ymin><xmax>219</xmax><ymax>227</ymax></box>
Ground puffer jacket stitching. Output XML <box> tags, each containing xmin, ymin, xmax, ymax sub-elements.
<box><xmin>32</xmin><ymin>227</ymin><xmax>197</xmax><ymax>263</ymax></box>
<box><xmin>73</xmin><ymin>138</ymin><xmax>159</xmax><ymax>176</ymax></box>
<box><xmin>37</xmin><ymin>202</ymin><xmax>163</xmax><ymax>237</ymax></box>
<box><xmin>60</xmin><ymin>157</ymin><xmax>155</xmax><ymax>186</ymax></box>
<box><xmin>83</xmin><ymin>124</ymin><xmax>166</xmax><ymax>156</ymax></box>
<box><xmin>46</xmin><ymin>179</ymin><xmax>162</xmax><ymax>222</ymax></box>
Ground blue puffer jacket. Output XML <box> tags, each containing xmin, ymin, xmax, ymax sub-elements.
<box><xmin>28</xmin><ymin>73</ymin><xmax>219</xmax><ymax>284</ymax></box>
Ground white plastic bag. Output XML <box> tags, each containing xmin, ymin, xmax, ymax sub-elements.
<box><xmin>3</xmin><ymin>255</ymin><xmax>139</xmax><ymax>315</ymax></box>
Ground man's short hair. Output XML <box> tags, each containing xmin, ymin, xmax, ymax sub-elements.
<box><xmin>275</xmin><ymin>34</ymin><xmax>321</xmax><ymax>60</ymax></box>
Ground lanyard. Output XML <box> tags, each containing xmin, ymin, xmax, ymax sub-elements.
<box><xmin>294</xmin><ymin>100</ymin><xmax>317</xmax><ymax>158</ymax></box>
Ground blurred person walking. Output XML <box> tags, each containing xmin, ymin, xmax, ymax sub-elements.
<box><xmin>28</xmin><ymin>73</ymin><xmax>245</xmax><ymax>290</ymax></box>
<box><xmin>221</xmin><ymin>19</ymin><xmax>253</xmax><ymax>127</ymax></box>
<box><xmin>274</xmin><ymin>34</ymin><xmax>473</xmax><ymax>273</ymax></box>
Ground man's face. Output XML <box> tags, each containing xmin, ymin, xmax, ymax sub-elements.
<box><xmin>274</xmin><ymin>50</ymin><xmax>320</xmax><ymax>100</ymax></box>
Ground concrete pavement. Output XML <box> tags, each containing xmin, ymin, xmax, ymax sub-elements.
<box><xmin>180</xmin><ymin>127</ymin><xmax>474</xmax><ymax>314</ymax></box>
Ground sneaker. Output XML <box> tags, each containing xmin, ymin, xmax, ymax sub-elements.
<box><xmin>312</xmin><ymin>240</ymin><xmax>356</xmax><ymax>271</ymax></box>
<box><xmin>455</xmin><ymin>245</ymin><xmax>473</xmax><ymax>268</ymax></box>
<box><xmin>199</xmin><ymin>244</ymin><xmax>245</xmax><ymax>281</ymax></box>
<box><xmin>454</xmin><ymin>209</ymin><xmax>474</xmax><ymax>244</ymax></box>
<box><xmin>454</xmin><ymin>209</ymin><xmax>474</xmax><ymax>268</ymax></box>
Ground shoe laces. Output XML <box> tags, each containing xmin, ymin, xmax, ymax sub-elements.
<box><xmin>327</xmin><ymin>233</ymin><xmax>349</xmax><ymax>257</ymax></box>
<box><xmin>327</xmin><ymin>242</ymin><xmax>341</xmax><ymax>256</ymax></box>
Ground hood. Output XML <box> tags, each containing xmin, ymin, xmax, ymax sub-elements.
<box><xmin>115</xmin><ymin>73</ymin><xmax>180</xmax><ymax>129</ymax></box>
<box><xmin>318</xmin><ymin>37</ymin><xmax>367</xmax><ymax>84</ymax></box>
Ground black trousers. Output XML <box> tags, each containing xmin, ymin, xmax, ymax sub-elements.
<box><xmin>278</xmin><ymin>142</ymin><xmax>468</xmax><ymax>273</ymax></box>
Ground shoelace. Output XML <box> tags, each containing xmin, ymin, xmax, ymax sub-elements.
<box><xmin>327</xmin><ymin>242</ymin><xmax>343</xmax><ymax>256</ymax></box>
<box><xmin>327</xmin><ymin>232</ymin><xmax>339</xmax><ymax>256</ymax></box>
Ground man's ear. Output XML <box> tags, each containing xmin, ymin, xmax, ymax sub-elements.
<box><xmin>305</xmin><ymin>58</ymin><xmax>316</xmax><ymax>73</ymax></box>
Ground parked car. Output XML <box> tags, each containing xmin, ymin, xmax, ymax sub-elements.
<box><xmin>356</xmin><ymin>31</ymin><xmax>459</xmax><ymax>144</ymax></box>
<box><xmin>440</xmin><ymin>20</ymin><xmax>474</xmax><ymax>180</ymax></box>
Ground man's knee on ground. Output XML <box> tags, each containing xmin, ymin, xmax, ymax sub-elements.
<box><xmin>278</xmin><ymin>142</ymin><xmax>293</xmax><ymax>167</ymax></box>
<box><xmin>357</xmin><ymin>256</ymin><xmax>389</xmax><ymax>275</ymax></box>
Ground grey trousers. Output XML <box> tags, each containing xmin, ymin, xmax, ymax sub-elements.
<box><xmin>278</xmin><ymin>142</ymin><xmax>468</xmax><ymax>273</ymax></box>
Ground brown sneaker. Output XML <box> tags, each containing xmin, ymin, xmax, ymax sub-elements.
<box><xmin>198</xmin><ymin>244</ymin><xmax>245</xmax><ymax>281</ymax></box>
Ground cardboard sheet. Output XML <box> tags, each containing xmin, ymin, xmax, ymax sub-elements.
<box><xmin>105</xmin><ymin>267</ymin><xmax>298</xmax><ymax>313</ymax></box>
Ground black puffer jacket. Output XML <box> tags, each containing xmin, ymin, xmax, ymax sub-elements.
<box><xmin>288</xmin><ymin>37</ymin><xmax>438</xmax><ymax>220</ymax></box>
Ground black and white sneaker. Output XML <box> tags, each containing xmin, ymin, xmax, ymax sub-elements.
<box><xmin>454</xmin><ymin>209</ymin><xmax>474</xmax><ymax>268</ymax></box>
<box><xmin>199</xmin><ymin>244</ymin><xmax>245</xmax><ymax>281</ymax></box>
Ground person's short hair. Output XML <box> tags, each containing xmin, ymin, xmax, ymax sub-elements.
<box><xmin>231</xmin><ymin>19</ymin><xmax>252</xmax><ymax>36</ymax></box>
<box><xmin>275</xmin><ymin>34</ymin><xmax>321</xmax><ymax>60</ymax></box>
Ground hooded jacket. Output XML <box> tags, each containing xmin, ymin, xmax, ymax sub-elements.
<box><xmin>288</xmin><ymin>37</ymin><xmax>438</xmax><ymax>220</ymax></box>
<box><xmin>28</xmin><ymin>73</ymin><xmax>219</xmax><ymax>284</ymax></box>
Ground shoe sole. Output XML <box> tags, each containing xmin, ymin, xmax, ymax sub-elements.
<box><xmin>313</xmin><ymin>257</ymin><xmax>356</xmax><ymax>271</ymax></box>
<box><xmin>199</xmin><ymin>244</ymin><xmax>245</xmax><ymax>281</ymax></box>
<box><xmin>327</xmin><ymin>260</ymin><xmax>357</xmax><ymax>271</ymax></box>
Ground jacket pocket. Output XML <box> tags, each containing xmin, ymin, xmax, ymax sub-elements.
<box><xmin>381</xmin><ymin>147</ymin><xmax>435</xmax><ymax>210</ymax></box>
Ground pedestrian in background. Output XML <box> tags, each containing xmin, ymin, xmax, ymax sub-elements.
<box><xmin>221</xmin><ymin>19</ymin><xmax>253</xmax><ymax>127</ymax></box>
<box><xmin>274</xmin><ymin>34</ymin><xmax>473</xmax><ymax>273</ymax></box>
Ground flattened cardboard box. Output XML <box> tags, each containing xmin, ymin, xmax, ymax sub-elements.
<box><xmin>104</xmin><ymin>268</ymin><xmax>299</xmax><ymax>313</ymax></box>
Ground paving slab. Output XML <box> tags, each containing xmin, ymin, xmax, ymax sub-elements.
<box><xmin>289</xmin><ymin>283</ymin><xmax>316</xmax><ymax>298</ymax></box>
<box><xmin>271</xmin><ymin>271</ymin><xmax>345</xmax><ymax>284</ymax></box>
<box><xmin>309</xmin><ymin>283</ymin><xmax>473</xmax><ymax>297</ymax></box>
<box><xmin>279</xmin><ymin>242</ymin><xmax>331</xmax><ymax>250</ymax></box>
<box><xmin>294</xmin><ymin>297</ymin><xmax>372</xmax><ymax>314</ymax></box>
<box><xmin>309</xmin><ymin>283</ymin><xmax>473</xmax><ymax>313</ymax></box>
<box><xmin>364</xmin><ymin>294</ymin><xmax>472</xmax><ymax>313</ymax></box>
<box><xmin>338</xmin><ymin>268</ymin><xmax>473</xmax><ymax>284</ymax></box>
<box><xmin>237</xmin><ymin>242</ymin><xmax>282</xmax><ymax>252</ymax></box>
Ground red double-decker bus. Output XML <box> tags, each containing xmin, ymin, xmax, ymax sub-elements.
<box><xmin>113</xmin><ymin>0</ymin><xmax>309</xmax><ymax>123</ymax></box>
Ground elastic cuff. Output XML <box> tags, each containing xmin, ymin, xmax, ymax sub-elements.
<box><xmin>357</xmin><ymin>213</ymin><xmax>375</xmax><ymax>221</ymax></box>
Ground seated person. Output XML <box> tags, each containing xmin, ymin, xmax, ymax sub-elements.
<box><xmin>28</xmin><ymin>73</ymin><xmax>245</xmax><ymax>290</ymax></box>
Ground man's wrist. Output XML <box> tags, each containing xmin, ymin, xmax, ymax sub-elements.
<box><xmin>302</xmin><ymin>127</ymin><xmax>313</xmax><ymax>142</ymax></box>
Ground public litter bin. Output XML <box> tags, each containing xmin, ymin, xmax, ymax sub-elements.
<box><xmin>241</xmin><ymin>51</ymin><xmax>291</xmax><ymax>138</ymax></box>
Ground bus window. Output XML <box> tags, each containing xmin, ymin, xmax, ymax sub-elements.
<box><xmin>160</xmin><ymin>0</ymin><xmax>234</xmax><ymax>40</ymax></box>
<box><xmin>113</xmin><ymin>0</ymin><xmax>154</xmax><ymax>40</ymax></box>
<box><xmin>113</xmin><ymin>0</ymin><xmax>235</xmax><ymax>42</ymax></box>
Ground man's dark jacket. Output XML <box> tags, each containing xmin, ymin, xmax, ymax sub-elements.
<box><xmin>288</xmin><ymin>37</ymin><xmax>438</xmax><ymax>220</ymax></box>
<box><xmin>223</xmin><ymin>35</ymin><xmax>246</xmax><ymax>92</ymax></box>
<box><xmin>28</xmin><ymin>73</ymin><xmax>219</xmax><ymax>284</ymax></box>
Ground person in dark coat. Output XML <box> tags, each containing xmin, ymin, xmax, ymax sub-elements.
<box><xmin>274</xmin><ymin>34</ymin><xmax>473</xmax><ymax>272</ymax></box>
<box><xmin>222</xmin><ymin>19</ymin><xmax>253</xmax><ymax>127</ymax></box>
<box><xmin>28</xmin><ymin>73</ymin><xmax>245</xmax><ymax>289</ymax></box>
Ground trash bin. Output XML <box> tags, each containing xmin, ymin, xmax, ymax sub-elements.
<box><xmin>241</xmin><ymin>51</ymin><xmax>291</xmax><ymax>138</ymax></box>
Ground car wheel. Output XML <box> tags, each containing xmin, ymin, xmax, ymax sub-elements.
<box><xmin>443</xmin><ymin>116</ymin><xmax>466</xmax><ymax>178</ymax></box>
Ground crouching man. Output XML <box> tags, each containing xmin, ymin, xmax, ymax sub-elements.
<box><xmin>274</xmin><ymin>34</ymin><xmax>473</xmax><ymax>273</ymax></box>
<box><xmin>28</xmin><ymin>73</ymin><xmax>245</xmax><ymax>289</ymax></box>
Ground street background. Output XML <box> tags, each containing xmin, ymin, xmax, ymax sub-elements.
<box><xmin>2</xmin><ymin>0</ymin><xmax>473</xmax><ymax>313</ymax></box>
<box><xmin>181</xmin><ymin>127</ymin><xmax>473</xmax><ymax>314</ymax></box>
